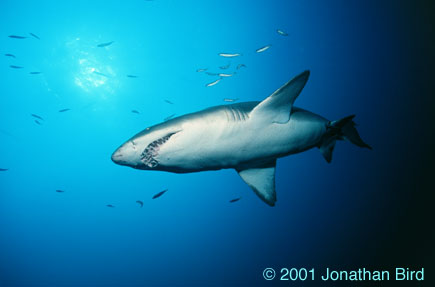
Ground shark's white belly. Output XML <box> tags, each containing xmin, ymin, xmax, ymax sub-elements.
<box><xmin>156</xmin><ymin>108</ymin><xmax>327</xmax><ymax>171</ymax></box>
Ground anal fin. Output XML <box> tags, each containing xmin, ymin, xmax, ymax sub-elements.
<box><xmin>236</xmin><ymin>160</ymin><xmax>277</xmax><ymax>206</ymax></box>
<box><xmin>319</xmin><ymin>137</ymin><xmax>336</xmax><ymax>163</ymax></box>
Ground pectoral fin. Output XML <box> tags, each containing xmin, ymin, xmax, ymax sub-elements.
<box><xmin>236</xmin><ymin>160</ymin><xmax>277</xmax><ymax>206</ymax></box>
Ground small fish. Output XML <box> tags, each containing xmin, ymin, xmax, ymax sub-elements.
<box><xmin>205</xmin><ymin>72</ymin><xmax>219</xmax><ymax>76</ymax></box>
<box><xmin>218</xmin><ymin>73</ymin><xmax>233</xmax><ymax>77</ymax></box>
<box><xmin>152</xmin><ymin>189</ymin><xmax>168</xmax><ymax>199</ymax></box>
<box><xmin>256</xmin><ymin>45</ymin><xmax>271</xmax><ymax>53</ymax></box>
<box><xmin>34</xmin><ymin>120</ymin><xmax>41</xmax><ymax>125</ymax></box>
<box><xmin>8</xmin><ymin>35</ymin><xmax>27</xmax><ymax>39</ymax></box>
<box><xmin>223</xmin><ymin>98</ymin><xmax>239</xmax><ymax>102</ymax></box>
<box><xmin>10</xmin><ymin>65</ymin><xmax>23</xmax><ymax>69</ymax></box>
<box><xmin>205</xmin><ymin>79</ymin><xmax>221</xmax><ymax>87</ymax></box>
<box><xmin>276</xmin><ymin>29</ymin><xmax>288</xmax><ymax>36</ymax></box>
<box><xmin>0</xmin><ymin>129</ymin><xmax>15</xmax><ymax>140</ymax></box>
<box><xmin>136</xmin><ymin>200</ymin><xmax>144</xmax><ymax>207</ymax></box>
<box><xmin>219</xmin><ymin>53</ymin><xmax>241</xmax><ymax>58</ymax></box>
<box><xmin>55</xmin><ymin>190</ymin><xmax>65</xmax><ymax>193</ymax></box>
<box><xmin>236</xmin><ymin>64</ymin><xmax>246</xmax><ymax>69</ymax></box>
<box><xmin>164</xmin><ymin>114</ymin><xmax>176</xmax><ymax>121</ymax></box>
<box><xmin>31</xmin><ymin>114</ymin><xmax>44</xmax><ymax>120</ymax></box>
<box><xmin>219</xmin><ymin>63</ymin><xmax>230</xmax><ymax>69</ymax></box>
<box><xmin>29</xmin><ymin>71</ymin><xmax>42</xmax><ymax>74</ymax></box>
<box><xmin>0</xmin><ymin>168</ymin><xmax>8</xmax><ymax>171</ymax></box>
<box><xmin>131</xmin><ymin>110</ymin><xmax>140</xmax><ymax>114</ymax></box>
<box><xmin>93</xmin><ymin>71</ymin><xmax>109</xmax><ymax>77</ymax></box>
<box><xmin>29</xmin><ymin>33</ymin><xmax>40</xmax><ymax>40</ymax></box>
<box><xmin>164</xmin><ymin>99</ymin><xmax>174</xmax><ymax>105</ymax></box>
<box><xmin>229</xmin><ymin>197</ymin><xmax>241</xmax><ymax>203</ymax></box>
<box><xmin>106</xmin><ymin>204</ymin><xmax>115</xmax><ymax>208</ymax></box>
<box><xmin>97</xmin><ymin>41</ymin><xmax>114</xmax><ymax>47</ymax></box>
<box><xmin>127</xmin><ymin>74</ymin><xmax>138</xmax><ymax>78</ymax></box>
<box><xmin>196</xmin><ymin>68</ymin><xmax>207</xmax><ymax>72</ymax></box>
<box><xmin>4</xmin><ymin>53</ymin><xmax>16</xmax><ymax>58</ymax></box>
<box><xmin>58</xmin><ymin>108</ymin><xmax>70</xmax><ymax>113</ymax></box>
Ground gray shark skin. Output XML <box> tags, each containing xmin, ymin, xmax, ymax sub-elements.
<box><xmin>112</xmin><ymin>71</ymin><xmax>371</xmax><ymax>206</ymax></box>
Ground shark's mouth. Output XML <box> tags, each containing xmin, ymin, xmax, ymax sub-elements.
<box><xmin>140</xmin><ymin>133</ymin><xmax>176</xmax><ymax>168</ymax></box>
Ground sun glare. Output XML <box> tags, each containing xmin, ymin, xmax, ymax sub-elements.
<box><xmin>66</xmin><ymin>38</ymin><xmax>118</xmax><ymax>97</ymax></box>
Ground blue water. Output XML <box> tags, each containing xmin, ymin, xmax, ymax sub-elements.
<box><xmin>1</xmin><ymin>1</ymin><xmax>433</xmax><ymax>286</ymax></box>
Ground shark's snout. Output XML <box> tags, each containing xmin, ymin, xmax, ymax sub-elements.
<box><xmin>111</xmin><ymin>141</ymin><xmax>141</xmax><ymax>167</ymax></box>
<box><xmin>111</xmin><ymin>146</ymin><xmax>127</xmax><ymax>165</ymax></box>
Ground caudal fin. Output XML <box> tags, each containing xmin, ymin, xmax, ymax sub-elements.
<box><xmin>320</xmin><ymin>115</ymin><xmax>371</xmax><ymax>163</ymax></box>
<box><xmin>335</xmin><ymin>115</ymin><xmax>372</xmax><ymax>149</ymax></box>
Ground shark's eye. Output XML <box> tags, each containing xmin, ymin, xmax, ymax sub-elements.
<box><xmin>140</xmin><ymin>132</ymin><xmax>177</xmax><ymax>167</ymax></box>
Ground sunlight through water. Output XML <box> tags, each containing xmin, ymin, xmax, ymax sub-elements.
<box><xmin>66</xmin><ymin>37</ymin><xmax>119</xmax><ymax>98</ymax></box>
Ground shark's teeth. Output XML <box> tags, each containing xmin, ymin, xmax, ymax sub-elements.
<box><xmin>147</xmin><ymin>159</ymin><xmax>158</xmax><ymax>168</ymax></box>
<box><xmin>140</xmin><ymin>133</ymin><xmax>176</xmax><ymax>167</ymax></box>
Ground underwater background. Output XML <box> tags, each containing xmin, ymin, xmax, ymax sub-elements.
<box><xmin>0</xmin><ymin>0</ymin><xmax>434</xmax><ymax>286</ymax></box>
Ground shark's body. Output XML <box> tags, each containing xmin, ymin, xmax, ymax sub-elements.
<box><xmin>112</xmin><ymin>71</ymin><xmax>370</xmax><ymax>206</ymax></box>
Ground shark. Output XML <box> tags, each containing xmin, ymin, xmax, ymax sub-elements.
<box><xmin>111</xmin><ymin>71</ymin><xmax>371</xmax><ymax>206</ymax></box>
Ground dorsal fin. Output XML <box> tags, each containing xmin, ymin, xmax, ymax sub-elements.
<box><xmin>250</xmin><ymin>70</ymin><xmax>310</xmax><ymax>124</ymax></box>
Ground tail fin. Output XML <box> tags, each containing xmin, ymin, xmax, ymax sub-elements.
<box><xmin>320</xmin><ymin>115</ymin><xmax>371</xmax><ymax>163</ymax></box>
